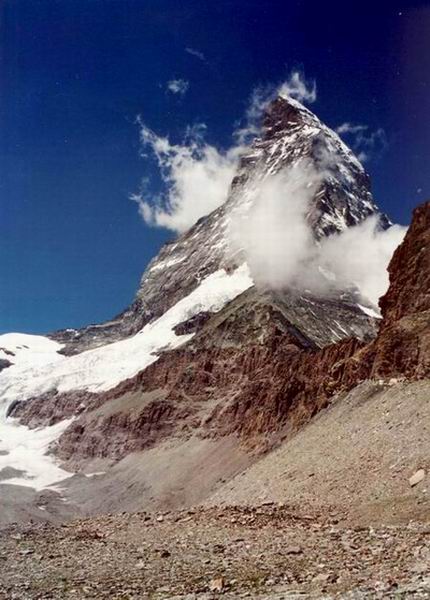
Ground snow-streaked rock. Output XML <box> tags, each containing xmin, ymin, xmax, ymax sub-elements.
<box><xmin>52</xmin><ymin>96</ymin><xmax>387</xmax><ymax>355</ymax></box>
<box><xmin>0</xmin><ymin>266</ymin><xmax>252</xmax><ymax>490</ymax></box>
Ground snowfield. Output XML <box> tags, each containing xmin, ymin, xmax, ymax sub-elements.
<box><xmin>0</xmin><ymin>333</ymin><xmax>64</xmax><ymax>370</ymax></box>
<box><xmin>0</xmin><ymin>266</ymin><xmax>253</xmax><ymax>489</ymax></box>
<box><xmin>0</xmin><ymin>265</ymin><xmax>253</xmax><ymax>406</ymax></box>
<box><xmin>0</xmin><ymin>418</ymin><xmax>73</xmax><ymax>490</ymax></box>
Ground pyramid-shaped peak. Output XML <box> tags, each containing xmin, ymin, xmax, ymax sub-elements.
<box><xmin>262</xmin><ymin>94</ymin><xmax>317</xmax><ymax>135</ymax></box>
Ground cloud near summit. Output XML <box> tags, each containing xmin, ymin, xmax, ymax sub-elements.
<box><xmin>278</xmin><ymin>71</ymin><xmax>317</xmax><ymax>104</ymax></box>
<box><xmin>229</xmin><ymin>166</ymin><xmax>406</xmax><ymax>306</ymax></box>
<box><xmin>132</xmin><ymin>71</ymin><xmax>317</xmax><ymax>234</ymax></box>
<box><xmin>336</xmin><ymin>122</ymin><xmax>388</xmax><ymax>162</ymax></box>
<box><xmin>131</xmin><ymin>72</ymin><xmax>405</xmax><ymax>307</ymax></box>
<box><xmin>131</xmin><ymin>121</ymin><xmax>240</xmax><ymax>233</ymax></box>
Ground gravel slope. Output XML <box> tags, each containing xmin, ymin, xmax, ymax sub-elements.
<box><xmin>207</xmin><ymin>379</ymin><xmax>430</xmax><ymax>526</ymax></box>
<box><xmin>1</xmin><ymin>505</ymin><xmax>430</xmax><ymax>599</ymax></box>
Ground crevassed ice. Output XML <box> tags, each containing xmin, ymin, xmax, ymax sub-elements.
<box><xmin>0</xmin><ymin>418</ymin><xmax>73</xmax><ymax>490</ymax></box>
<box><xmin>0</xmin><ymin>332</ymin><xmax>70</xmax><ymax>489</ymax></box>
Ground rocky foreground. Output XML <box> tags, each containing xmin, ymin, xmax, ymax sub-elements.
<box><xmin>1</xmin><ymin>504</ymin><xmax>430</xmax><ymax>599</ymax></box>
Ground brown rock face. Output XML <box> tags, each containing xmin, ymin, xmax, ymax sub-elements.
<box><xmin>366</xmin><ymin>201</ymin><xmax>430</xmax><ymax>380</ymax></box>
<box><xmin>380</xmin><ymin>202</ymin><xmax>430</xmax><ymax>324</ymax></box>
<box><xmin>13</xmin><ymin>287</ymin><xmax>375</xmax><ymax>461</ymax></box>
<box><xmin>12</xmin><ymin>202</ymin><xmax>430</xmax><ymax>464</ymax></box>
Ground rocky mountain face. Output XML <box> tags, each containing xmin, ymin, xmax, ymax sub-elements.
<box><xmin>51</xmin><ymin>95</ymin><xmax>386</xmax><ymax>356</ymax></box>
<box><xmin>5</xmin><ymin>96</ymin><xmax>429</xmax><ymax>525</ymax></box>
<box><xmin>27</xmin><ymin>200</ymin><xmax>426</xmax><ymax>468</ymax></box>
<box><xmin>13</xmin><ymin>285</ymin><xmax>377</xmax><ymax>462</ymax></box>
<box><xmin>359</xmin><ymin>200</ymin><xmax>430</xmax><ymax>380</ymax></box>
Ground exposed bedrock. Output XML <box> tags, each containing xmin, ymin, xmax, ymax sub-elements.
<box><xmin>11</xmin><ymin>204</ymin><xmax>430</xmax><ymax>467</ymax></box>
<box><xmin>49</xmin><ymin>95</ymin><xmax>387</xmax><ymax>356</ymax></box>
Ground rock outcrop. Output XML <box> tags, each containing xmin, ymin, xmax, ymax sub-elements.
<box><xmin>14</xmin><ymin>202</ymin><xmax>429</xmax><ymax>463</ymax></box>
<box><xmin>50</xmin><ymin>95</ymin><xmax>386</xmax><ymax>355</ymax></box>
<box><xmin>370</xmin><ymin>201</ymin><xmax>430</xmax><ymax>379</ymax></box>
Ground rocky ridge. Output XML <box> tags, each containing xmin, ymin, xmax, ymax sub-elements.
<box><xmin>51</xmin><ymin>95</ymin><xmax>386</xmax><ymax>355</ymax></box>
<box><xmin>12</xmin><ymin>202</ymin><xmax>429</xmax><ymax>469</ymax></box>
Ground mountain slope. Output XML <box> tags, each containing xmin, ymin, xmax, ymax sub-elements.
<box><xmin>0</xmin><ymin>95</ymin><xmax>407</xmax><ymax>518</ymax></box>
<box><xmin>3</xmin><ymin>200</ymin><xmax>428</xmax><ymax>528</ymax></box>
<box><xmin>51</xmin><ymin>95</ymin><xmax>387</xmax><ymax>356</ymax></box>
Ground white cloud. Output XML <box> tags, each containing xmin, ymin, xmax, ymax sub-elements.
<box><xmin>234</xmin><ymin>85</ymin><xmax>274</xmax><ymax>145</ymax></box>
<box><xmin>336</xmin><ymin>122</ymin><xmax>388</xmax><ymax>162</ymax></box>
<box><xmin>167</xmin><ymin>79</ymin><xmax>189</xmax><ymax>96</ymax></box>
<box><xmin>229</xmin><ymin>166</ymin><xmax>406</xmax><ymax>306</ymax></box>
<box><xmin>229</xmin><ymin>164</ymin><xmax>321</xmax><ymax>289</ymax></box>
<box><xmin>318</xmin><ymin>217</ymin><xmax>406</xmax><ymax>306</ymax></box>
<box><xmin>131</xmin><ymin>119</ymin><xmax>241</xmax><ymax>233</ymax></box>
<box><xmin>336</xmin><ymin>122</ymin><xmax>368</xmax><ymax>135</ymax></box>
<box><xmin>278</xmin><ymin>71</ymin><xmax>317</xmax><ymax>104</ymax></box>
<box><xmin>185</xmin><ymin>47</ymin><xmax>206</xmax><ymax>61</ymax></box>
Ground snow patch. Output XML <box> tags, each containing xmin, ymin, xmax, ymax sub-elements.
<box><xmin>0</xmin><ymin>333</ymin><xmax>64</xmax><ymax>370</ymax></box>
<box><xmin>357</xmin><ymin>303</ymin><xmax>382</xmax><ymax>319</ymax></box>
<box><xmin>0</xmin><ymin>266</ymin><xmax>253</xmax><ymax>405</ymax></box>
<box><xmin>0</xmin><ymin>417</ymin><xmax>73</xmax><ymax>490</ymax></box>
<box><xmin>148</xmin><ymin>255</ymin><xmax>186</xmax><ymax>273</ymax></box>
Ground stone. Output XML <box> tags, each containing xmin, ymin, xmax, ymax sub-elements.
<box><xmin>284</xmin><ymin>545</ymin><xmax>303</xmax><ymax>555</ymax></box>
<box><xmin>209</xmin><ymin>577</ymin><xmax>225</xmax><ymax>592</ymax></box>
<box><xmin>409</xmin><ymin>470</ymin><xmax>425</xmax><ymax>487</ymax></box>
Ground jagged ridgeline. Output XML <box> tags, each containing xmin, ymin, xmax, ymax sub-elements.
<box><xmin>50</xmin><ymin>95</ymin><xmax>388</xmax><ymax>356</ymax></box>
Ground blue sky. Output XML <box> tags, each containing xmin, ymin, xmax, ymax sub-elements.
<box><xmin>1</xmin><ymin>0</ymin><xmax>429</xmax><ymax>334</ymax></box>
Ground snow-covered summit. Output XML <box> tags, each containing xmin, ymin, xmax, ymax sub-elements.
<box><xmin>258</xmin><ymin>95</ymin><xmax>388</xmax><ymax>236</ymax></box>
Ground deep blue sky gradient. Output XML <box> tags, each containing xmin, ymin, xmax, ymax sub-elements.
<box><xmin>1</xmin><ymin>0</ymin><xmax>429</xmax><ymax>333</ymax></box>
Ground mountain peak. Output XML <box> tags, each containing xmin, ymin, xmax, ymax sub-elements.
<box><xmin>51</xmin><ymin>99</ymin><xmax>388</xmax><ymax>354</ymax></box>
<box><xmin>263</xmin><ymin>94</ymin><xmax>314</xmax><ymax>132</ymax></box>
